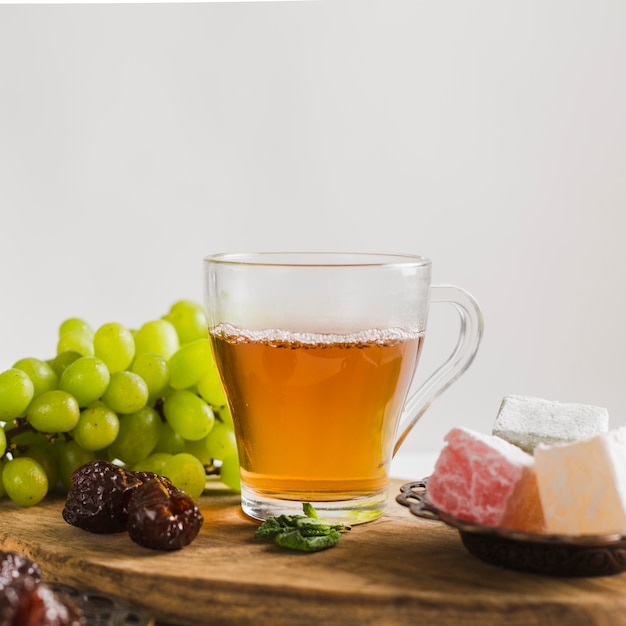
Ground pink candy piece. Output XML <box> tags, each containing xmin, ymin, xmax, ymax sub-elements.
<box><xmin>428</xmin><ymin>427</ymin><xmax>545</xmax><ymax>532</ymax></box>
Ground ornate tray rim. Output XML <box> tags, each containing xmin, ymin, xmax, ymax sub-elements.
<box><xmin>49</xmin><ymin>582</ymin><xmax>155</xmax><ymax>626</ymax></box>
<box><xmin>396</xmin><ymin>478</ymin><xmax>626</xmax><ymax>577</ymax></box>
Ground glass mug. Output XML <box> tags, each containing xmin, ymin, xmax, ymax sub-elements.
<box><xmin>203</xmin><ymin>252</ymin><xmax>483</xmax><ymax>524</ymax></box>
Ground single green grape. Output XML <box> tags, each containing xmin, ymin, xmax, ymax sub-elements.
<box><xmin>168</xmin><ymin>338</ymin><xmax>213</xmax><ymax>390</ymax></box>
<box><xmin>219</xmin><ymin>453</ymin><xmax>241</xmax><ymax>493</ymax></box>
<box><xmin>0</xmin><ymin>427</ymin><xmax>6</xmax><ymax>458</ymax></box>
<box><xmin>196</xmin><ymin>365</ymin><xmax>227</xmax><ymax>407</ymax></box>
<box><xmin>101</xmin><ymin>371</ymin><xmax>148</xmax><ymax>414</ymax></box>
<box><xmin>130</xmin><ymin>352</ymin><xmax>169</xmax><ymax>400</ymax></box>
<box><xmin>204</xmin><ymin>421</ymin><xmax>237</xmax><ymax>461</ymax></box>
<box><xmin>163</xmin><ymin>390</ymin><xmax>214</xmax><ymax>441</ymax></box>
<box><xmin>93</xmin><ymin>322</ymin><xmax>135</xmax><ymax>373</ymax></box>
<box><xmin>59</xmin><ymin>356</ymin><xmax>110</xmax><ymax>407</ymax></box>
<box><xmin>0</xmin><ymin>461</ymin><xmax>6</xmax><ymax>499</ymax></box>
<box><xmin>184</xmin><ymin>437</ymin><xmax>213</xmax><ymax>466</ymax></box>
<box><xmin>162</xmin><ymin>300</ymin><xmax>207</xmax><ymax>344</ymax></box>
<box><xmin>72</xmin><ymin>405</ymin><xmax>120</xmax><ymax>451</ymax></box>
<box><xmin>133</xmin><ymin>319</ymin><xmax>179</xmax><ymax>360</ymax></box>
<box><xmin>22</xmin><ymin>444</ymin><xmax>59</xmax><ymax>490</ymax></box>
<box><xmin>132</xmin><ymin>452</ymin><xmax>172</xmax><ymax>475</ymax></box>
<box><xmin>57</xmin><ymin>440</ymin><xmax>97</xmax><ymax>490</ymax></box>
<box><xmin>107</xmin><ymin>406</ymin><xmax>161</xmax><ymax>465</ymax></box>
<box><xmin>13</xmin><ymin>357</ymin><xmax>58</xmax><ymax>398</ymax></box>
<box><xmin>27</xmin><ymin>389</ymin><xmax>81</xmax><ymax>433</ymax></box>
<box><xmin>0</xmin><ymin>368</ymin><xmax>34</xmax><ymax>420</ymax></box>
<box><xmin>162</xmin><ymin>452</ymin><xmax>206</xmax><ymax>499</ymax></box>
<box><xmin>2</xmin><ymin>456</ymin><xmax>48</xmax><ymax>506</ymax></box>
<box><xmin>59</xmin><ymin>317</ymin><xmax>94</xmax><ymax>339</ymax></box>
<box><xmin>47</xmin><ymin>351</ymin><xmax>82</xmax><ymax>377</ymax></box>
<box><xmin>57</xmin><ymin>330</ymin><xmax>94</xmax><ymax>357</ymax></box>
<box><xmin>153</xmin><ymin>421</ymin><xmax>186</xmax><ymax>455</ymax></box>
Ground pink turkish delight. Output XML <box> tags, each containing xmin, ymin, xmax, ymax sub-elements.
<box><xmin>427</xmin><ymin>426</ymin><xmax>545</xmax><ymax>532</ymax></box>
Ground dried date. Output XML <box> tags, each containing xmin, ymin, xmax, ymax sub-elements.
<box><xmin>127</xmin><ymin>478</ymin><xmax>204</xmax><ymax>551</ymax></box>
<box><xmin>62</xmin><ymin>460</ymin><xmax>143</xmax><ymax>534</ymax></box>
<box><xmin>0</xmin><ymin>553</ymin><xmax>83</xmax><ymax>626</ymax></box>
<box><xmin>0</xmin><ymin>552</ymin><xmax>41</xmax><ymax>588</ymax></box>
<box><xmin>62</xmin><ymin>461</ymin><xmax>204</xmax><ymax>551</ymax></box>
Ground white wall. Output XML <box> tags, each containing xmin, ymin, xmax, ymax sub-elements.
<box><xmin>1</xmin><ymin>0</ymin><xmax>625</xmax><ymax>457</ymax></box>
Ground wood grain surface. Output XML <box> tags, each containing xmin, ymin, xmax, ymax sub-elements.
<box><xmin>2</xmin><ymin>478</ymin><xmax>626</xmax><ymax>626</ymax></box>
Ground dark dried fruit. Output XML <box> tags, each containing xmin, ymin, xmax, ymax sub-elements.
<box><xmin>132</xmin><ymin>471</ymin><xmax>173</xmax><ymax>488</ymax></box>
<box><xmin>62</xmin><ymin>461</ymin><xmax>203</xmax><ymax>551</ymax></box>
<box><xmin>127</xmin><ymin>478</ymin><xmax>204</xmax><ymax>551</ymax></box>
<box><xmin>0</xmin><ymin>575</ymin><xmax>84</xmax><ymax>626</ymax></box>
<box><xmin>62</xmin><ymin>460</ymin><xmax>143</xmax><ymax>533</ymax></box>
<box><xmin>0</xmin><ymin>553</ymin><xmax>83</xmax><ymax>626</ymax></box>
<box><xmin>0</xmin><ymin>552</ymin><xmax>41</xmax><ymax>588</ymax></box>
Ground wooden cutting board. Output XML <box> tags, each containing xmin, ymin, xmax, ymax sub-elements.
<box><xmin>2</xmin><ymin>478</ymin><xmax>626</xmax><ymax>626</ymax></box>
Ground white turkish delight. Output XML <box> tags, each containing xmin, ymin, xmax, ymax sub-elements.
<box><xmin>535</xmin><ymin>427</ymin><xmax>626</xmax><ymax>535</ymax></box>
<box><xmin>493</xmin><ymin>395</ymin><xmax>608</xmax><ymax>454</ymax></box>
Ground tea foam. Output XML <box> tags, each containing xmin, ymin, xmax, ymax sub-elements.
<box><xmin>211</xmin><ymin>323</ymin><xmax>423</xmax><ymax>347</ymax></box>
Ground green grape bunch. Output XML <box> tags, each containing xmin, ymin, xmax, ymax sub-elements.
<box><xmin>0</xmin><ymin>300</ymin><xmax>240</xmax><ymax>507</ymax></box>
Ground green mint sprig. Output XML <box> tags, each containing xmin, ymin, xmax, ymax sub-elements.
<box><xmin>255</xmin><ymin>504</ymin><xmax>350</xmax><ymax>552</ymax></box>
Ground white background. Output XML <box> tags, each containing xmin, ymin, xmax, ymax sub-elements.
<box><xmin>1</xmin><ymin>0</ymin><xmax>625</xmax><ymax>465</ymax></box>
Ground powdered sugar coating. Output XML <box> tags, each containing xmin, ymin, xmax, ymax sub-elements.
<box><xmin>428</xmin><ymin>427</ymin><xmax>544</xmax><ymax>531</ymax></box>
<box><xmin>535</xmin><ymin>426</ymin><xmax>626</xmax><ymax>535</ymax></box>
<box><xmin>493</xmin><ymin>395</ymin><xmax>609</xmax><ymax>454</ymax></box>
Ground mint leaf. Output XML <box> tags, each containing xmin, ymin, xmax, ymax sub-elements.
<box><xmin>275</xmin><ymin>529</ymin><xmax>342</xmax><ymax>552</ymax></box>
<box><xmin>302</xmin><ymin>502</ymin><xmax>318</xmax><ymax>518</ymax></box>
<box><xmin>254</xmin><ymin>517</ymin><xmax>284</xmax><ymax>539</ymax></box>
<box><xmin>255</xmin><ymin>503</ymin><xmax>349</xmax><ymax>552</ymax></box>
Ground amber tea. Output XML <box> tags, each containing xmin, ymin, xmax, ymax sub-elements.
<box><xmin>211</xmin><ymin>324</ymin><xmax>423</xmax><ymax>505</ymax></box>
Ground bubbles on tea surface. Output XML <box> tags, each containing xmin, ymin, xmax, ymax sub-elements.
<box><xmin>210</xmin><ymin>323</ymin><xmax>423</xmax><ymax>348</ymax></box>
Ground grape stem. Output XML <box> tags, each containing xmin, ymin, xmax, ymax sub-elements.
<box><xmin>154</xmin><ymin>398</ymin><xmax>166</xmax><ymax>422</ymax></box>
<box><xmin>205</xmin><ymin>462</ymin><xmax>220</xmax><ymax>476</ymax></box>
<box><xmin>4</xmin><ymin>417</ymin><xmax>65</xmax><ymax>456</ymax></box>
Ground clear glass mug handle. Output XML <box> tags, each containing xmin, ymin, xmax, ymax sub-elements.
<box><xmin>393</xmin><ymin>284</ymin><xmax>484</xmax><ymax>456</ymax></box>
